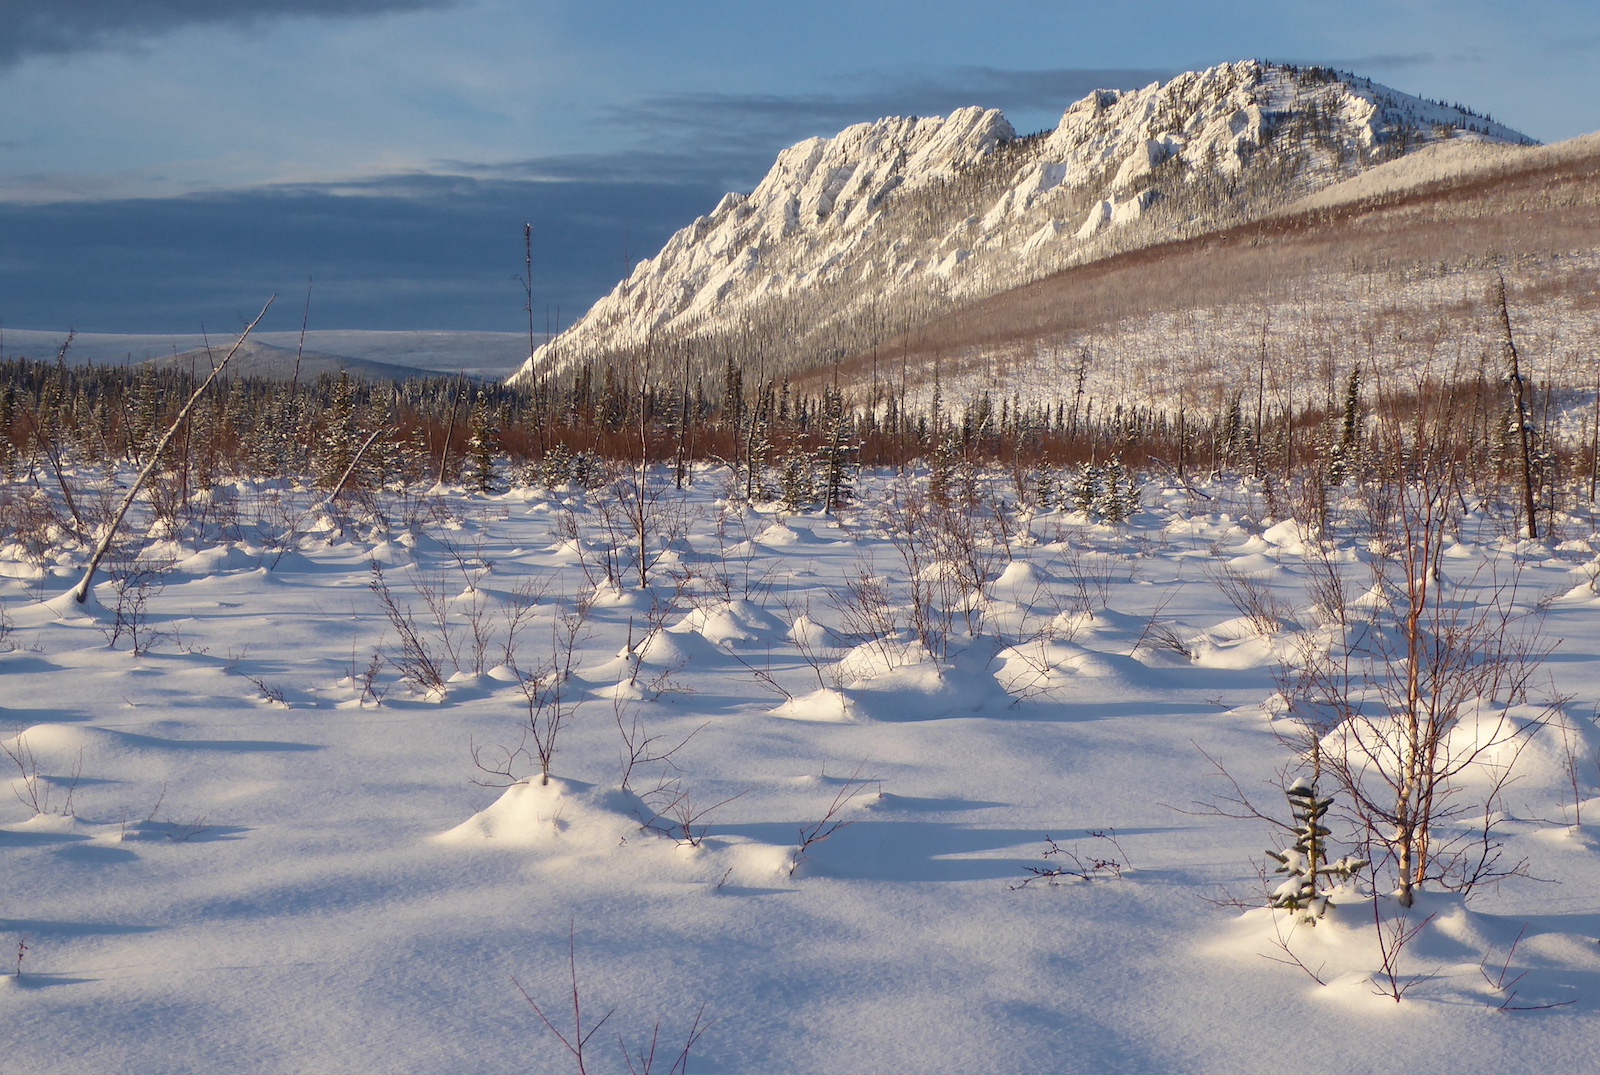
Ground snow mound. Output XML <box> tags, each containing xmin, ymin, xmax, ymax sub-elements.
<box><xmin>1</xmin><ymin>722</ymin><xmax>96</xmax><ymax>755</ymax></box>
<box><xmin>367</xmin><ymin>540</ymin><xmax>415</xmax><ymax>566</ymax></box>
<box><xmin>1213</xmin><ymin>890</ymin><xmax>1594</xmax><ymax>1011</ymax></box>
<box><xmin>674</xmin><ymin>598</ymin><xmax>786</xmax><ymax>644</ymax></box>
<box><xmin>755</xmin><ymin>522</ymin><xmax>818</xmax><ymax>546</ymax></box>
<box><xmin>1445</xmin><ymin>704</ymin><xmax>1600</xmax><ymax>809</ymax></box>
<box><xmin>19</xmin><ymin>585</ymin><xmax>103</xmax><ymax>625</ymax></box>
<box><xmin>990</xmin><ymin>559</ymin><xmax>1048</xmax><ymax>601</ymax></box>
<box><xmin>435</xmin><ymin>777</ymin><xmax>645</xmax><ymax>848</ymax></box>
<box><xmin>841</xmin><ymin>644</ymin><xmax>1012</xmax><ymax>721</ymax></box>
<box><xmin>994</xmin><ymin>639</ymin><xmax>1159</xmax><ymax>699</ymax></box>
<box><xmin>771</xmin><ymin>687</ymin><xmax>857</xmax><ymax>723</ymax></box>
<box><xmin>787</xmin><ymin>613</ymin><xmax>838</xmax><ymax>649</ymax></box>
<box><xmin>174</xmin><ymin>544</ymin><xmax>260</xmax><ymax>574</ymax></box>
<box><xmin>1260</xmin><ymin>519</ymin><xmax>1316</xmax><ymax>556</ymax></box>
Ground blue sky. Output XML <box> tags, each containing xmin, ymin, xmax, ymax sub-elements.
<box><xmin>2</xmin><ymin>0</ymin><xmax>1597</xmax><ymax>337</ymax></box>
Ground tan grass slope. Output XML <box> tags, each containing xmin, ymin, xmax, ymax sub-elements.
<box><xmin>818</xmin><ymin>132</ymin><xmax>1600</xmax><ymax>413</ymax></box>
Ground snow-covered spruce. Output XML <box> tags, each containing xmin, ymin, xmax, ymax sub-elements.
<box><xmin>1264</xmin><ymin>778</ymin><xmax>1367</xmax><ymax>923</ymax></box>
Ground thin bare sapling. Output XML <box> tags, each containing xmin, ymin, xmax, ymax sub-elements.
<box><xmin>72</xmin><ymin>297</ymin><xmax>273</xmax><ymax>604</ymax></box>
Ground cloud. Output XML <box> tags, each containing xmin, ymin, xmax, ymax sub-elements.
<box><xmin>0</xmin><ymin>0</ymin><xmax>453</xmax><ymax>67</ymax></box>
<box><xmin>0</xmin><ymin>172</ymin><xmax>723</xmax><ymax>333</ymax></box>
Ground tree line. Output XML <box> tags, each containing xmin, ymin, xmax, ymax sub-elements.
<box><xmin>0</xmin><ymin>316</ymin><xmax>1580</xmax><ymax>543</ymax></box>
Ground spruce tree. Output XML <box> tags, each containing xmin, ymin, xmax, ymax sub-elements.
<box><xmin>1071</xmin><ymin>463</ymin><xmax>1101</xmax><ymax>516</ymax></box>
<box><xmin>1266</xmin><ymin>779</ymin><xmax>1367</xmax><ymax>923</ymax></box>
<box><xmin>778</xmin><ymin>449</ymin><xmax>815</xmax><ymax>513</ymax></box>
<box><xmin>1034</xmin><ymin>471</ymin><xmax>1055</xmax><ymax>512</ymax></box>
<box><xmin>1327</xmin><ymin>367</ymin><xmax>1361</xmax><ymax>486</ymax></box>
<box><xmin>541</xmin><ymin>442</ymin><xmax>574</xmax><ymax>488</ymax></box>
<box><xmin>313</xmin><ymin>372</ymin><xmax>362</xmax><ymax>491</ymax></box>
<box><xmin>466</xmin><ymin>399</ymin><xmax>500</xmax><ymax>494</ymax></box>
<box><xmin>816</xmin><ymin>384</ymin><xmax>856</xmax><ymax>512</ymax></box>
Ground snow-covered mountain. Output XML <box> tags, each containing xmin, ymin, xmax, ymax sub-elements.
<box><xmin>510</xmin><ymin>60</ymin><xmax>1530</xmax><ymax>387</ymax></box>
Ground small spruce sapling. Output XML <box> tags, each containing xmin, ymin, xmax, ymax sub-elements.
<box><xmin>1265</xmin><ymin>778</ymin><xmax>1366</xmax><ymax>923</ymax></box>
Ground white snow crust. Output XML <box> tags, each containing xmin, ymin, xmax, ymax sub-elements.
<box><xmin>3</xmin><ymin>469</ymin><xmax>1600</xmax><ymax>1071</ymax></box>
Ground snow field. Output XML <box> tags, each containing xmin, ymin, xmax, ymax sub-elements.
<box><xmin>2</xmin><ymin>470</ymin><xmax>1600</xmax><ymax>1072</ymax></box>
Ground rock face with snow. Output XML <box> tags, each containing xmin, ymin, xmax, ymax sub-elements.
<box><xmin>510</xmin><ymin>61</ymin><xmax>1530</xmax><ymax>386</ymax></box>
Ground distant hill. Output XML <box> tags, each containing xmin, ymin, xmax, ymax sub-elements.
<box><xmin>146</xmin><ymin>340</ymin><xmax>426</xmax><ymax>382</ymax></box>
<box><xmin>0</xmin><ymin>330</ymin><xmax>538</xmax><ymax>381</ymax></box>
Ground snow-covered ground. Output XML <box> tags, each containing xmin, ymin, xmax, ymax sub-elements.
<box><xmin>3</xmin><ymin>469</ymin><xmax>1600</xmax><ymax>1072</ymax></box>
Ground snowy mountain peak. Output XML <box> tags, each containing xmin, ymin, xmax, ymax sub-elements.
<box><xmin>511</xmin><ymin>60</ymin><xmax>1530</xmax><ymax>386</ymax></box>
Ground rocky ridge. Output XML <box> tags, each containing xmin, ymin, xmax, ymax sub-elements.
<box><xmin>511</xmin><ymin>60</ymin><xmax>1530</xmax><ymax>387</ymax></box>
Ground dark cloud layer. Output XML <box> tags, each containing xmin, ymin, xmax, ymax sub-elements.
<box><xmin>0</xmin><ymin>174</ymin><xmax>720</xmax><ymax>334</ymax></box>
<box><xmin>0</xmin><ymin>0</ymin><xmax>452</xmax><ymax>66</ymax></box>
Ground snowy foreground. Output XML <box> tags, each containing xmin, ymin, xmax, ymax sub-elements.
<box><xmin>3</xmin><ymin>470</ymin><xmax>1600</xmax><ymax>1073</ymax></box>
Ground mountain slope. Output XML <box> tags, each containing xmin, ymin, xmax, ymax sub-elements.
<box><xmin>510</xmin><ymin>60</ymin><xmax>1529</xmax><ymax>388</ymax></box>
<box><xmin>821</xmin><ymin>128</ymin><xmax>1600</xmax><ymax>419</ymax></box>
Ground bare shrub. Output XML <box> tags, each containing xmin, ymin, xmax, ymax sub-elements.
<box><xmin>0</xmin><ymin>488</ymin><xmax>71</xmax><ymax>567</ymax></box>
<box><xmin>348</xmin><ymin>643</ymin><xmax>387</xmax><ymax>708</ymax></box>
<box><xmin>369</xmin><ymin>560</ymin><xmax>449</xmax><ymax>695</ymax></box>
<box><xmin>1011</xmin><ymin>830</ymin><xmax>1131</xmax><ymax>889</ymax></box>
<box><xmin>1045</xmin><ymin>542</ymin><xmax>1113</xmax><ymax>617</ymax></box>
<box><xmin>592</xmin><ymin>461</ymin><xmax>696</xmax><ymax>589</ymax></box>
<box><xmin>790</xmin><ymin>768</ymin><xmax>878</xmax><ymax>875</ymax></box>
<box><xmin>242</xmin><ymin>672</ymin><xmax>290</xmax><ymax>707</ymax></box>
<box><xmin>1204</xmin><ymin>561</ymin><xmax>1294</xmax><ymax>636</ymax></box>
<box><xmin>249</xmin><ymin>484</ymin><xmax>316</xmax><ymax>569</ymax></box>
<box><xmin>100</xmin><ymin>554</ymin><xmax>171</xmax><ymax>655</ymax></box>
<box><xmin>475</xmin><ymin>595</ymin><xmax>592</xmax><ymax>787</ymax></box>
<box><xmin>882</xmin><ymin>492</ymin><xmax>967</xmax><ymax>658</ymax></box>
<box><xmin>1475</xmin><ymin>921</ymin><xmax>1575</xmax><ymax>1011</ymax></box>
<box><xmin>3</xmin><ymin>733</ymin><xmax>80</xmax><ymax>817</ymax></box>
<box><xmin>497</xmin><ymin>576</ymin><xmax>553</xmax><ymax>669</ymax></box>
<box><xmin>511</xmin><ymin>669</ymin><xmax>577</xmax><ymax>787</ymax></box>
<box><xmin>1280</xmin><ymin>450</ymin><xmax>1555</xmax><ymax>907</ymax></box>
<box><xmin>613</xmin><ymin>697</ymin><xmax>700</xmax><ymax>793</ymax></box>
<box><xmin>829</xmin><ymin>563</ymin><xmax>904</xmax><ymax>670</ymax></box>
<box><xmin>642</xmin><ymin>784</ymin><xmax>745</xmax><ymax>848</ymax></box>
<box><xmin>784</xmin><ymin>603</ymin><xmax>847</xmax><ymax>693</ymax></box>
<box><xmin>514</xmin><ymin>926</ymin><xmax>710</xmax><ymax>1075</ymax></box>
<box><xmin>1370</xmin><ymin>899</ymin><xmax>1435</xmax><ymax>1003</ymax></box>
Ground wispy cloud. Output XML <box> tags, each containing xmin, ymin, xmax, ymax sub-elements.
<box><xmin>544</xmin><ymin>66</ymin><xmax>1179</xmax><ymax>191</ymax></box>
<box><xmin>608</xmin><ymin>65</ymin><xmax>1176</xmax><ymax>142</ymax></box>
<box><xmin>0</xmin><ymin>0</ymin><xmax>454</xmax><ymax>67</ymax></box>
<box><xmin>1314</xmin><ymin>53</ymin><xmax>1438</xmax><ymax>70</ymax></box>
